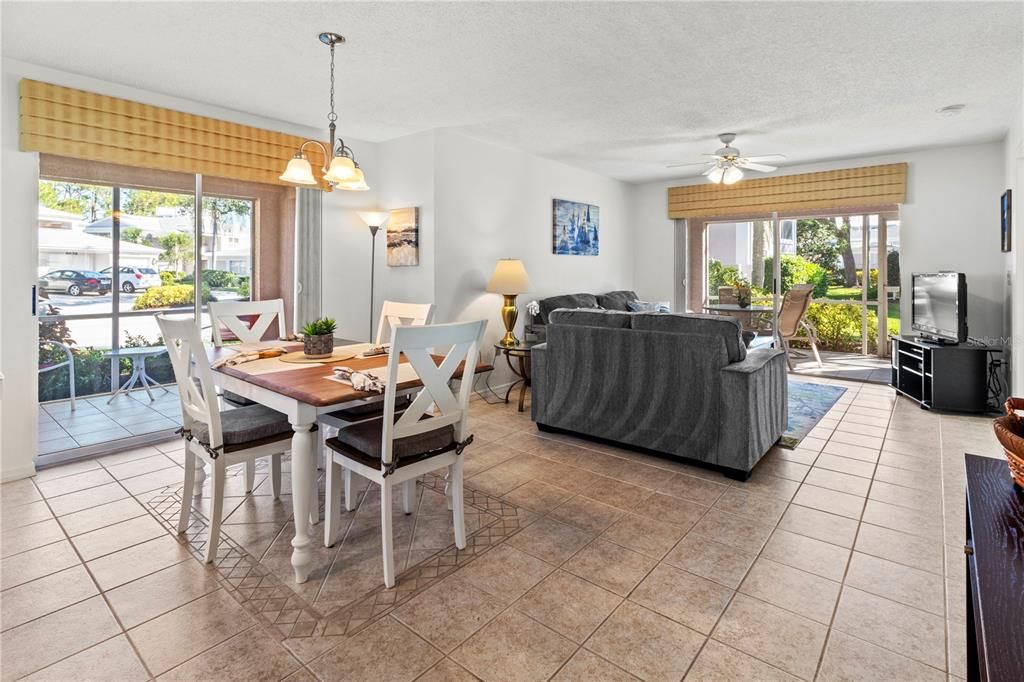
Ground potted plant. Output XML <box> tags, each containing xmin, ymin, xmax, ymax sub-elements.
<box><xmin>725</xmin><ymin>273</ymin><xmax>752</xmax><ymax>308</ymax></box>
<box><xmin>301</xmin><ymin>317</ymin><xmax>336</xmax><ymax>358</ymax></box>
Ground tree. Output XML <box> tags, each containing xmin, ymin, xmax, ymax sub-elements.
<box><xmin>837</xmin><ymin>217</ymin><xmax>858</xmax><ymax>287</ymax></box>
<box><xmin>203</xmin><ymin>198</ymin><xmax>251</xmax><ymax>270</ymax></box>
<box><xmin>794</xmin><ymin>218</ymin><xmax>858</xmax><ymax>286</ymax></box>
<box><xmin>121</xmin><ymin>227</ymin><xmax>144</xmax><ymax>244</ymax></box>
<box><xmin>38</xmin><ymin>180</ymin><xmax>112</xmax><ymax>220</ymax></box>
<box><xmin>159</xmin><ymin>231</ymin><xmax>194</xmax><ymax>271</ymax></box>
<box><xmin>121</xmin><ymin>189</ymin><xmax>193</xmax><ymax>217</ymax></box>
<box><xmin>751</xmin><ymin>220</ymin><xmax>767</xmax><ymax>291</ymax></box>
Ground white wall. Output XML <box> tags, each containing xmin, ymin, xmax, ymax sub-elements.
<box><xmin>1006</xmin><ymin>88</ymin><xmax>1023</xmax><ymax>393</ymax></box>
<box><xmin>631</xmin><ymin>142</ymin><xmax>1009</xmax><ymax>342</ymax></box>
<box><xmin>0</xmin><ymin>58</ymin><xmax>373</xmax><ymax>480</ymax></box>
<box><xmin>433</xmin><ymin>131</ymin><xmax>634</xmax><ymax>380</ymax></box>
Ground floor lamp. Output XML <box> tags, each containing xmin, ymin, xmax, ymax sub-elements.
<box><xmin>357</xmin><ymin>211</ymin><xmax>389</xmax><ymax>342</ymax></box>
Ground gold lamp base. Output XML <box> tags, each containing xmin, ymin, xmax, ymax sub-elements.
<box><xmin>498</xmin><ymin>294</ymin><xmax>520</xmax><ymax>347</ymax></box>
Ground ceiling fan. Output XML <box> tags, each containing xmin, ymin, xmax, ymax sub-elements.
<box><xmin>667</xmin><ymin>133</ymin><xmax>786</xmax><ymax>185</ymax></box>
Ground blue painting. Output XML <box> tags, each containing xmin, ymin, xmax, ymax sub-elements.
<box><xmin>553</xmin><ymin>198</ymin><xmax>599</xmax><ymax>256</ymax></box>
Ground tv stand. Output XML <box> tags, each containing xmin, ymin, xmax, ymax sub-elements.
<box><xmin>890</xmin><ymin>335</ymin><xmax>991</xmax><ymax>412</ymax></box>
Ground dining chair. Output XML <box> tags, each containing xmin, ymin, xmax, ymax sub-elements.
<box><xmin>208</xmin><ymin>298</ymin><xmax>287</xmax><ymax>492</ymax></box>
<box><xmin>317</xmin><ymin>302</ymin><xmax>434</xmax><ymax>461</ymax></box>
<box><xmin>776</xmin><ymin>283</ymin><xmax>823</xmax><ymax>369</ymax></box>
<box><xmin>157</xmin><ymin>313</ymin><xmax>290</xmax><ymax>563</ymax></box>
<box><xmin>323</xmin><ymin>319</ymin><xmax>486</xmax><ymax>588</ymax></box>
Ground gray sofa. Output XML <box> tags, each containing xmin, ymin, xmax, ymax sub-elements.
<box><xmin>526</xmin><ymin>290</ymin><xmax>639</xmax><ymax>342</ymax></box>
<box><xmin>531</xmin><ymin>309</ymin><xmax>788</xmax><ymax>480</ymax></box>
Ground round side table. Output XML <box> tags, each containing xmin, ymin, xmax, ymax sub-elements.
<box><xmin>493</xmin><ymin>342</ymin><xmax>534</xmax><ymax>412</ymax></box>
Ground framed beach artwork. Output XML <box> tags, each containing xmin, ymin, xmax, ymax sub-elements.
<box><xmin>552</xmin><ymin>198</ymin><xmax>599</xmax><ymax>256</ymax></box>
<box><xmin>387</xmin><ymin>207</ymin><xmax>419</xmax><ymax>266</ymax></box>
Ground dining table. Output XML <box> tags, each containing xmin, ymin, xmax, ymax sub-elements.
<box><xmin>208</xmin><ymin>340</ymin><xmax>492</xmax><ymax>583</ymax></box>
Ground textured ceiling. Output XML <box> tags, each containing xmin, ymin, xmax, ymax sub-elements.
<box><xmin>3</xmin><ymin>1</ymin><xmax>1021</xmax><ymax>182</ymax></box>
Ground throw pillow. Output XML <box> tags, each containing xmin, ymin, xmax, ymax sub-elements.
<box><xmin>627</xmin><ymin>300</ymin><xmax>671</xmax><ymax>313</ymax></box>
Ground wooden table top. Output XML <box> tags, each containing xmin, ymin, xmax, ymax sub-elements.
<box><xmin>209</xmin><ymin>343</ymin><xmax>492</xmax><ymax>408</ymax></box>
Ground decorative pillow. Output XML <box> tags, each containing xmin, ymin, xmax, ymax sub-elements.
<box><xmin>627</xmin><ymin>300</ymin><xmax>671</xmax><ymax>313</ymax></box>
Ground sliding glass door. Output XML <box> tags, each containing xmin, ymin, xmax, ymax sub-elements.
<box><xmin>36</xmin><ymin>177</ymin><xmax>253</xmax><ymax>464</ymax></box>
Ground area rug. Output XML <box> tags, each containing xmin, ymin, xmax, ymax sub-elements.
<box><xmin>781</xmin><ymin>380</ymin><xmax>848</xmax><ymax>448</ymax></box>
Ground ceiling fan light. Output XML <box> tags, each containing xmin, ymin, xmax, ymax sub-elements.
<box><xmin>707</xmin><ymin>166</ymin><xmax>726</xmax><ymax>184</ymax></box>
<box><xmin>722</xmin><ymin>166</ymin><xmax>744</xmax><ymax>185</ymax></box>
<box><xmin>279</xmin><ymin>155</ymin><xmax>318</xmax><ymax>186</ymax></box>
<box><xmin>323</xmin><ymin>154</ymin><xmax>356</xmax><ymax>183</ymax></box>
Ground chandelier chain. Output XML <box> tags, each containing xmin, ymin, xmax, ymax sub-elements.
<box><xmin>328</xmin><ymin>41</ymin><xmax>338</xmax><ymax>124</ymax></box>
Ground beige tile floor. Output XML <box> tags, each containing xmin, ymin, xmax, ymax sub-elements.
<box><xmin>0</xmin><ymin>378</ymin><xmax>1002</xmax><ymax>681</ymax></box>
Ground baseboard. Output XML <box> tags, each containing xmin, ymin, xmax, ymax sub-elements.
<box><xmin>1</xmin><ymin>462</ymin><xmax>39</xmax><ymax>483</ymax></box>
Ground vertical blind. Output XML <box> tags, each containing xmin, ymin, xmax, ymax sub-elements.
<box><xmin>19</xmin><ymin>79</ymin><xmax>332</xmax><ymax>190</ymax></box>
<box><xmin>667</xmin><ymin>163</ymin><xmax>907</xmax><ymax>219</ymax></box>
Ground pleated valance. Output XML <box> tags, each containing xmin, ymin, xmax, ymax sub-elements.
<box><xmin>668</xmin><ymin>162</ymin><xmax>907</xmax><ymax>219</ymax></box>
<box><xmin>19</xmin><ymin>79</ymin><xmax>331</xmax><ymax>190</ymax></box>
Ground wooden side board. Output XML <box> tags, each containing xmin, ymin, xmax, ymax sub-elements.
<box><xmin>210</xmin><ymin>346</ymin><xmax>492</xmax><ymax>407</ymax></box>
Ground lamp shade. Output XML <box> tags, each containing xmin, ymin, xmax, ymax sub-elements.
<box><xmin>323</xmin><ymin>155</ymin><xmax>356</xmax><ymax>183</ymax></box>
<box><xmin>357</xmin><ymin>211</ymin><xmax>390</xmax><ymax>228</ymax></box>
<box><xmin>707</xmin><ymin>166</ymin><xmax>725</xmax><ymax>184</ymax></box>
<box><xmin>722</xmin><ymin>166</ymin><xmax>744</xmax><ymax>185</ymax></box>
<box><xmin>337</xmin><ymin>167</ymin><xmax>369</xmax><ymax>191</ymax></box>
<box><xmin>486</xmin><ymin>259</ymin><xmax>531</xmax><ymax>294</ymax></box>
<box><xmin>279</xmin><ymin>156</ymin><xmax>318</xmax><ymax>186</ymax></box>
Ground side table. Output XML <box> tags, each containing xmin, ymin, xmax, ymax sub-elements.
<box><xmin>105</xmin><ymin>346</ymin><xmax>170</xmax><ymax>403</ymax></box>
<box><xmin>493</xmin><ymin>342</ymin><xmax>534</xmax><ymax>412</ymax></box>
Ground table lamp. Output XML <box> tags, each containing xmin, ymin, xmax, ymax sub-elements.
<box><xmin>486</xmin><ymin>258</ymin><xmax>531</xmax><ymax>347</ymax></box>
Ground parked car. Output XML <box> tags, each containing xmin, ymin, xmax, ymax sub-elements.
<box><xmin>99</xmin><ymin>265</ymin><xmax>161</xmax><ymax>293</ymax></box>
<box><xmin>37</xmin><ymin>270</ymin><xmax>111</xmax><ymax>296</ymax></box>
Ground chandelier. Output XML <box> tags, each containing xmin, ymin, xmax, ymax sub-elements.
<box><xmin>279</xmin><ymin>32</ymin><xmax>369</xmax><ymax>191</ymax></box>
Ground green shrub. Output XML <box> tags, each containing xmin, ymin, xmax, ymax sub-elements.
<box><xmin>132</xmin><ymin>284</ymin><xmax>211</xmax><ymax>310</ymax></box>
<box><xmin>708</xmin><ymin>259</ymin><xmax>741</xmax><ymax>293</ymax></box>
<box><xmin>178</xmin><ymin>269</ymin><xmax>238</xmax><ymax>288</ymax></box>
<box><xmin>237</xmin><ymin>278</ymin><xmax>250</xmax><ymax>299</ymax></box>
<box><xmin>887</xmin><ymin>251</ymin><xmax>901</xmax><ymax>290</ymax></box>
<box><xmin>159</xmin><ymin>270</ymin><xmax>184</xmax><ymax>286</ymax></box>
<box><xmin>802</xmin><ymin>303</ymin><xmax>881</xmax><ymax>353</ymax></box>
<box><xmin>762</xmin><ymin>255</ymin><xmax>829</xmax><ymax>298</ymax></box>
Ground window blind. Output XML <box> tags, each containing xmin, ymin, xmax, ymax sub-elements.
<box><xmin>19</xmin><ymin>79</ymin><xmax>331</xmax><ymax>190</ymax></box>
<box><xmin>667</xmin><ymin>163</ymin><xmax>907</xmax><ymax>219</ymax></box>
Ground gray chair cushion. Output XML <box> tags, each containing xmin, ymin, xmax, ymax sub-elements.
<box><xmin>549</xmin><ymin>308</ymin><xmax>633</xmax><ymax>329</ymax></box>
<box><xmin>630</xmin><ymin>312</ymin><xmax>747</xmax><ymax>362</ymax></box>
<box><xmin>596</xmin><ymin>290</ymin><xmax>639</xmax><ymax>311</ymax></box>
<box><xmin>538</xmin><ymin>293</ymin><xmax>600</xmax><ymax>324</ymax></box>
<box><xmin>222</xmin><ymin>390</ymin><xmax>256</xmax><ymax>407</ymax></box>
<box><xmin>332</xmin><ymin>415</ymin><xmax>455</xmax><ymax>463</ymax></box>
<box><xmin>192</xmin><ymin>404</ymin><xmax>293</xmax><ymax>452</ymax></box>
<box><xmin>325</xmin><ymin>395</ymin><xmax>413</xmax><ymax>422</ymax></box>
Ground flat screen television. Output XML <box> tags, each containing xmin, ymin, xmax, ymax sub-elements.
<box><xmin>911</xmin><ymin>272</ymin><xmax>967</xmax><ymax>343</ymax></box>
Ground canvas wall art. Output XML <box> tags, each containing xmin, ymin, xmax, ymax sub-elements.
<box><xmin>387</xmin><ymin>207</ymin><xmax>419</xmax><ymax>266</ymax></box>
<box><xmin>553</xmin><ymin>198</ymin><xmax>599</xmax><ymax>256</ymax></box>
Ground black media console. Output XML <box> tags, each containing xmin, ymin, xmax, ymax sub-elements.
<box><xmin>889</xmin><ymin>335</ymin><xmax>994</xmax><ymax>413</ymax></box>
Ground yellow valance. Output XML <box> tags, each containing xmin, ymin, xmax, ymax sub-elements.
<box><xmin>668</xmin><ymin>162</ymin><xmax>907</xmax><ymax>219</ymax></box>
<box><xmin>19</xmin><ymin>79</ymin><xmax>331</xmax><ymax>190</ymax></box>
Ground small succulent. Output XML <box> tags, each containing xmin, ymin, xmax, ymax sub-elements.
<box><xmin>302</xmin><ymin>317</ymin><xmax>337</xmax><ymax>337</ymax></box>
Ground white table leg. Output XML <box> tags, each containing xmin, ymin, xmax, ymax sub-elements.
<box><xmin>289</xmin><ymin>421</ymin><xmax>316</xmax><ymax>583</ymax></box>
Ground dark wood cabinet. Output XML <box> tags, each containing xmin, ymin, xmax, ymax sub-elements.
<box><xmin>965</xmin><ymin>454</ymin><xmax>1024</xmax><ymax>682</ymax></box>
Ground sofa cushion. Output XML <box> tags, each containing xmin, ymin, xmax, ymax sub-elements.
<box><xmin>596</xmin><ymin>290</ymin><xmax>639</xmax><ymax>311</ymax></box>
<box><xmin>548</xmin><ymin>308</ymin><xmax>633</xmax><ymax>329</ymax></box>
<box><xmin>538</xmin><ymin>293</ymin><xmax>599</xmax><ymax>324</ymax></box>
<box><xmin>626</xmin><ymin>300</ymin><xmax>671</xmax><ymax>313</ymax></box>
<box><xmin>630</xmin><ymin>312</ymin><xmax>747</xmax><ymax>362</ymax></box>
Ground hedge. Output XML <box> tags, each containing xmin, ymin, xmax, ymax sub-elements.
<box><xmin>762</xmin><ymin>254</ymin><xmax>829</xmax><ymax>298</ymax></box>
<box><xmin>132</xmin><ymin>284</ymin><xmax>211</xmax><ymax>310</ymax></box>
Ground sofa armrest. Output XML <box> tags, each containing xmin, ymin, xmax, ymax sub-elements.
<box><xmin>529</xmin><ymin>343</ymin><xmax>547</xmax><ymax>422</ymax></box>
<box><xmin>719</xmin><ymin>349</ymin><xmax>788</xmax><ymax>473</ymax></box>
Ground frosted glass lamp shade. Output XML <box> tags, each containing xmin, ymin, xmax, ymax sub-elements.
<box><xmin>279</xmin><ymin>156</ymin><xmax>318</xmax><ymax>186</ymax></box>
<box><xmin>358</xmin><ymin>211</ymin><xmax>390</xmax><ymax>228</ymax></box>
<box><xmin>707</xmin><ymin>166</ymin><xmax>725</xmax><ymax>184</ymax></box>
<box><xmin>323</xmin><ymin>155</ymin><xmax>356</xmax><ymax>183</ymax></box>
<box><xmin>337</xmin><ymin>167</ymin><xmax>369</xmax><ymax>191</ymax></box>
<box><xmin>486</xmin><ymin>259</ymin><xmax>531</xmax><ymax>294</ymax></box>
<box><xmin>722</xmin><ymin>166</ymin><xmax>744</xmax><ymax>185</ymax></box>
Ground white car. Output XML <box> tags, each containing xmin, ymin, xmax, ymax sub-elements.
<box><xmin>100</xmin><ymin>266</ymin><xmax>162</xmax><ymax>293</ymax></box>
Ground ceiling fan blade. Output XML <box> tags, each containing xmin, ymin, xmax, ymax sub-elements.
<box><xmin>666</xmin><ymin>161</ymin><xmax>715</xmax><ymax>169</ymax></box>
<box><xmin>737</xmin><ymin>161</ymin><xmax>777</xmax><ymax>172</ymax></box>
<box><xmin>701</xmin><ymin>166</ymin><xmax>718</xmax><ymax>176</ymax></box>
<box><xmin>741</xmin><ymin>154</ymin><xmax>787</xmax><ymax>162</ymax></box>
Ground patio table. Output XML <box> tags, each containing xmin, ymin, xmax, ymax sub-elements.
<box><xmin>105</xmin><ymin>345</ymin><xmax>170</xmax><ymax>404</ymax></box>
<box><xmin>209</xmin><ymin>341</ymin><xmax>491</xmax><ymax>583</ymax></box>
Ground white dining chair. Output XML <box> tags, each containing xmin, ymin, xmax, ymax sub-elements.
<box><xmin>374</xmin><ymin>301</ymin><xmax>434</xmax><ymax>348</ymax></box>
<box><xmin>157</xmin><ymin>313</ymin><xmax>290</xmax><ymax>563</ymax></box>
<box><xmin>323</xmin><ymin>319</ymin><xmax>486</xmax><ymax>588</ymax></box>
<box><xmin>208</xmin><ymin>298</ymin><xmax>288</xmax><ymax>492</ymax></box>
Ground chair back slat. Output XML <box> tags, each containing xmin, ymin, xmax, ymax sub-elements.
<box><xmin>379</xmin><ymin>320</ymin><xmax>486</xmax><ymax>464</ymax></box>
<box><xmin>156</xmin><ymin>314</ymin><xmax>223</xmax><ymax>447</ymax></box>
<box><xmin>375</xmin><ymin>301</ymin><xmax>434</xmax><ymax>345</ymax></box>
<box><xmin>209</xmin><ymin>299</ymin><xmax>286</xmax><ymax>346</ymax></box>
<box><xmin>778</xmin><ymin>284</ymin><xmax>815</xmax><ymax>337</ymax></box>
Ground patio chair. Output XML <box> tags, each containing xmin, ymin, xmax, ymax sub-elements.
<box><xmin>156</xmin><ymin>313</ymin><xmax>287</xmax><ymax>563</ymax></box>
<box><xmin>323</xmin><ymin>319</ymin><xmax>486</xmax><ymax>588</ymax></box>
<box><xmin>777</xmin><ymin>284</ymin><xmax>823</xmax><ymax>370</ymax></box>
<box><xmin>39</xmin><ymin>340</ymin><xmax>76</xmax><ymax>411</ymax></box>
